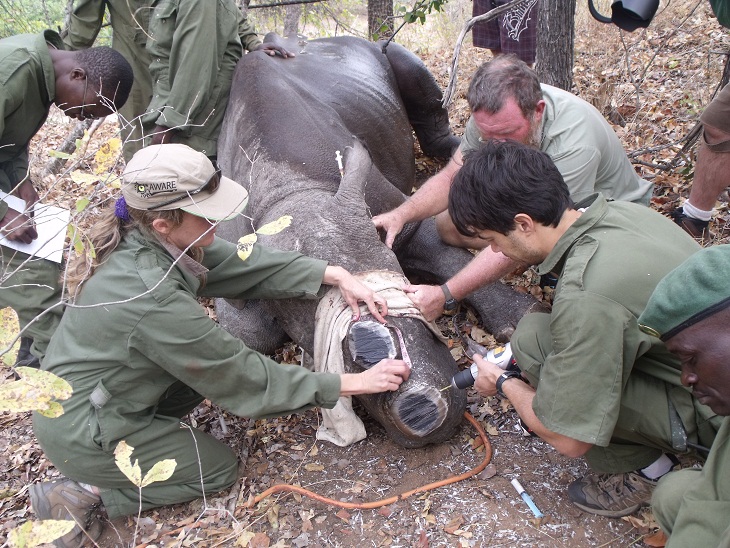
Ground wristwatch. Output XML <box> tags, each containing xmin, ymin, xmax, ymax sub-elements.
<box><xmin>496</xmin><ymin>370</ymin><xmax>524</xmax><ymax>398</ymax></box>
<box><xmin>440</xmin><ymin>283</ymin><xmax>458</xmax><ymax>313</ymax></box>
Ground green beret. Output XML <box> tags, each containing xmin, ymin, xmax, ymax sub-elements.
<box><xmin>639</xmin><ymin>245</ymin><xmax>730</xmax><ymax>341</ymax></box>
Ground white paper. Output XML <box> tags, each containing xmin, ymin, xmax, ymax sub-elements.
<box><xmin>0</xmin><ymin>191</ymin><xmax>71</xmax><ymax>263</ymax></box>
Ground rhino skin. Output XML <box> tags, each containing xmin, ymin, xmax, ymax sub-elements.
<box><xmin>216</xmin><ymin>35</ymin><xmax>539</xmax><ymax>447</ymax></box>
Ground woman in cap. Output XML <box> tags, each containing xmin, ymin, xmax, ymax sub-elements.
<box><xmin>30</xmin><ymin>144</ymin><xmax>409</xmax><ymax>547</ymax></box>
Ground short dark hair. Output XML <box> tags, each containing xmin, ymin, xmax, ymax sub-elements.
<box><xmin>448</xmin><ymin>140</ymin><xmax>573</xmax><ymax>236</ymax></box>
<box><xmin>76</xmin><ymin>46</ymin><xmax>134</xmax><ymax>110</ymax></box>
<box><xmin>467</xmin><ymin>55</ymin><xmax>542</xmax><ymax>117</ymax></box>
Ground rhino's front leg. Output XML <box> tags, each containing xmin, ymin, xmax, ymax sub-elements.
<box><xmin>393</xmin><ymin>218</ymin><xmax>543</xmax><ymax>341</ymax></box>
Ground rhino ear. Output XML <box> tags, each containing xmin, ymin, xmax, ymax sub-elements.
<box><xmin>334</xmin><ymin>140</ymin><xmax>371</xmax><ymax>213</ymax></box>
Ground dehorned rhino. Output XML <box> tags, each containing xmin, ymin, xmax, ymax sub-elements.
<box><xmin>216</xmin><ymin>35</ymin><xmax>538</xmax><ymax>447</ymax></box>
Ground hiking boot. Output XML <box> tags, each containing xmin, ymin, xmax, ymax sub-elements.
<box><xmin>567</xmin><ymin>471</ymin><xmax>655</xmax><ymax>518</ymax></box>
<box><xmin>29</xmin><ymin>479</ymin><xmax>103</xmax><ymax>548</ymax></box>
<box><xmin>14</xmin><ymin>337</ymin><xmax>40</xmax><ymax>371</ymax></box>
<box><xmin>669</xmin><ymin>207</ymin><xmax>711</xmax><ymax>240</ymax></box>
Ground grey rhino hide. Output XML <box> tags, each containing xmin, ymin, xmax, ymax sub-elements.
<box><xmin>217</xmin><ymin>142</ymin><xmax>467</xmax><ymax>447</ymax></box>
<box><xmin>216</xmin><ymin>35</ymin><xmax>539</xmax><ymax>446</ymax></box>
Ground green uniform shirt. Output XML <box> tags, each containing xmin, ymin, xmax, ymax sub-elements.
<box><xmin>462</xmin><ymin>85</ymin><xmax>653</xmax><ymax>204</ymax></box>
<box><xmin>35</xmin><ymin>233</ymin><xmax>340</xmax><ymax>453</ymax></box>
<box><xmin>526</xmin><ymin>194</ymin><xmax>705</xmax><ymax>446</ymax></box>
<box><xmin>0</xmin><ymin>30</ymin><xmax>64</xmax><ymax>220</ymax></box>
<box><xmin>143</xmin><ymin>0</ymin><xmax>260</xmax><ymax>156</ymax></box>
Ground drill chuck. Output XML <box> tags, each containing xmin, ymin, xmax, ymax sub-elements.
<box><xmin>450</xmin><ymin>343</ymin><xmax>514</xmax><ymax>389</ymax></box>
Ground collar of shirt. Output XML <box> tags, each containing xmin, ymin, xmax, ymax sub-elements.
<box><xmin>537</xmin><ymin>193</ymin><xmax>607</xmax><ymax>276</ymax></box>
<box><xmin>153</xmin><ymin>232</ymin><xmax>210</xmax><ymax>279</ymax></box>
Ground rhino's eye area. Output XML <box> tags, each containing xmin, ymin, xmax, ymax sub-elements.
<box><xmin>348</xmin><ymin>320</ymin><xmax>397</xmax><ymax>369</ymax></box>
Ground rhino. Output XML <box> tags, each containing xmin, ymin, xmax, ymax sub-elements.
<box><xmin>216</xmin><ymin>35</ymin><xmax>538</xmax><ymax>448</ymax></box>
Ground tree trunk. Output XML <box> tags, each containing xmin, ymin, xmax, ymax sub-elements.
<box><xmin>534</xmin><ymin>0</ymin><xmax>576</xmax><ymax>91</ymax></box>
<box><xmin>368</xmin><ymin>0</ymin><xmax>394</xmax><ymax>39</ymax></box>
<box><xmin>283</xmin><ymin>3</ymin><xmax>302</xmax><ymax>37</ymax></box>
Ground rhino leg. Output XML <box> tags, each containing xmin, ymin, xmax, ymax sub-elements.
<box><xmin>381</xmin><ymin>41</ymin><xmax>460</xmax><ymax>159</ymax></box>
<box><xmin>394</xmin><ymin>218</ymin><xmax>544</xmax><ymax>341</ymax></box>
<box><xmin>216</xmin><ymin>298</ymin><xmax>290</xmax><ymax>355</ymax></box>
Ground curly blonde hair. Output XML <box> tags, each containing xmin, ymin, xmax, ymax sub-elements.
<box><xmin>64</xmin><ymin>204</ymin><xmax>196</xmax><ymax>299</ymax></box>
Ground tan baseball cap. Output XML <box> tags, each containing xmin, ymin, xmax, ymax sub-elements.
<box><xmin>122</xmin><ymin>144</ymin><xmax>248</xmax><ymax>221</ymax></box>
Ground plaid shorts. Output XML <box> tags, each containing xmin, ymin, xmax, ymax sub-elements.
<box><xmin>471</xmin><ymin>0</ymin><xmax>540</xmax><ymax>65</ymax></box>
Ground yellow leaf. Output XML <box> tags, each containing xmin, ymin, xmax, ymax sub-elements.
<box><xmin>94</xmin><ymin>138</ymin><xmax>122</xmax><ymax>174</ymax></box>
<box><xmin>7</xmin><ymin>519</ymin><xmax>76</xmax><ymax>547</ymax></box>
<box><xmin>267</xmin><ymin>504</ymin><xmax>280</xmax><ymax>529</ymax></box>
<box><xmin>70</xmin><ymin>170</ymin><xmax>100</xmax><ymax>186</ymax></box>
<box><xmin>16</xmin><ymin>367</ymin><xmax>72</xmax><ymax>399</ymax></box>
<box><xmin>235</xmin><ymin>531</ymin><xmax>256</xmax><ymax>547</ymax></box>
<box><xmin>140</xmin><ymin>458</ymin><xmax>177</xmax><ymax>487</ymax></box>
<box><xmin>35</xmin><ymin>401</ymin><xmax>65</xmax><ymax>419</ymax></box>
<box><xmin>304</xmin><ymin>463</ymin><xmax>324</xmax><ymax>472</ymax></box>
<box><xmin>255</xmin><ymin>215</ymin><xmax>292</xmax><ymax>236</ymax></box>
<box><xmin>237</xmin><ymin>234</ymin><xmax>257</xmax><ymax>262</ymax></box>
<box><xmin>114</xmin><ymin>441</ymin><xmax>143</xmax><ymax>486</ymax></box>
<box><xmin>0</xmin><ymin>368</ymin><xmax>72</xmax><ymax>415</ymax></box>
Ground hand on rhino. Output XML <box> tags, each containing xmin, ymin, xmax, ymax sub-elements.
<box><xmin>323</xmin><ymin>265</ymin><xmax>388</xmax><ymax>323</ymax></box>
<box><xmin>403</xmin><ymin>283</ymin><xmax>447</xmax><ymax>322</ymax></box>
<box><xmin>255</xmin><ymin>41</ymin><xmax>295</xmax><ymax>58</ymax></box>
<box><xmin>340</xmin><ymin>358</ymin><xmax>411</xmax><ymax>396</ymax></box>
<box><xmin>372</xmin><ymin>208</ymin><xmax>408</xmax><ymax>249</ymax></box>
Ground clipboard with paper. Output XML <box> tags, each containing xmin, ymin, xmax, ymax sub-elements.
<box><xmin>0</xmin><ymin>191</ymin><xmax>71</xmax><ymax>264</ymax></box>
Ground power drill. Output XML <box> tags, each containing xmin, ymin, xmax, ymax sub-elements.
<box><xmin>451</xmin><ymin>343</ymin><xmax>514</xmax><ymax>389</ymax></box>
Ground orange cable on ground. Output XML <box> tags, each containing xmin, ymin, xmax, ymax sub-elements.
<box><xmin>242</xmin><ymin>411</ymin><xmax>492</xmax><ymax>510</ymax></box>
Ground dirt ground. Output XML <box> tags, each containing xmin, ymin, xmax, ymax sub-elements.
<box><xmin>1</xmin><ymin>1</ymin><xmax>729</xmax><ymax>546</ymax></box>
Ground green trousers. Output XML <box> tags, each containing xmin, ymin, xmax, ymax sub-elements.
<box><xmin>113</xmin><ymin>36</ymin><xmax>153</xmax><ymax>163</ymax></box>
<box><xmin>511</xmin><ymin>313</ymin><xmax>720</xmax><ymax>473</ymax></box>
<box><xmin>0</xmin><ymin>246</ymin><xmax>63</xmax><ymax>361</ymax></box>
<box><xmin>34</xmin><ymin>382</ymin><xmax>238</xmax><ymax>519</ymax></box>
<box><xmin>652</xmin><ymin>417</ymin><xmax>730</xmax><ymax>547</ymax></box>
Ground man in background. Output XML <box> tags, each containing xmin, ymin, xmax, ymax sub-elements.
<box><xmin>0</xmin><ymin>29</ymin><xmax>132</xmax><ymax>368</ymax></box>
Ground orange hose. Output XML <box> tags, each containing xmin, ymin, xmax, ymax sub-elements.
<box><xmin>241</xmin><ymin>411</ymin><xmax>491</xmax><ymax>510</ymax></box>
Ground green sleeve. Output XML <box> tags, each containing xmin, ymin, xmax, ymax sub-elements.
<box><xmin>238</xmin><ymin>10</ymin><xmax>262</xmax><ymax>52</ymax></box>
<box><xmin>131</xmin><ymin>289</ymin><xmax>341</xmax><ymax>418</ymax></box>
<box><xmin>199</xmin><ymin>238</ymin><xmax>328</xmax><ymax>300</ymax></box>
<box><xmin>530</xmin><ymin>289</ymin><xmax>640</xmax><ymax>446</ymax></box>
<box><xmin>62</xmin><ymin>0</ymin><xmax>107</xmax><ymax>49</ymax></box>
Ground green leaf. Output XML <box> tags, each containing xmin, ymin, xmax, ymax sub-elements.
<box><xmin>47</xmin><ymin>150</ymin><xmax>72</xmax><ymax>160</ymax></box>
<box><xmin>75</xmin><ymin>197</ymin><xmax>91</xmax><ymax>213</ymax></box>
<box><xmin>7</xmin><ymin>519</ymin><xmax>76</xmax><ymax>548</ymax></box>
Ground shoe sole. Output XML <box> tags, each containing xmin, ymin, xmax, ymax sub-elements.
<box><xmin>571</xmin><ymin>499</ymin><xmax>645</xmax><ymax>518</ymax></box>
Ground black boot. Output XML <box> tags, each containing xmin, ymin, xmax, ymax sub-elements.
<box><xmin>14</xmin><ymin>337</ymin><xmax>40</xmax><ymax>369</ymax></box>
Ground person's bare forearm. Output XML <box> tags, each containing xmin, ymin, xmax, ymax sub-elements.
<box><xmin>446</xmin><ymin>248</ymin><xmax>517</xmax><ymax>300</ymax></box>
<box><xmin>473</xmin><ymin>355</ymin><xmax>592</xmax><ymax>458</ymax></box>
